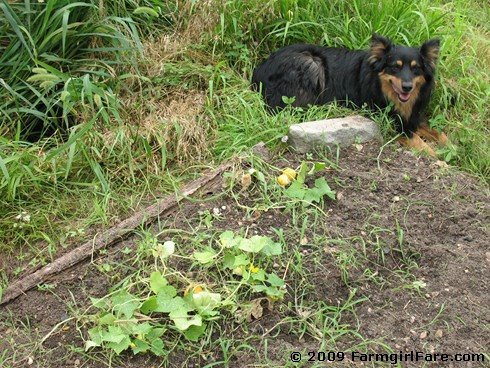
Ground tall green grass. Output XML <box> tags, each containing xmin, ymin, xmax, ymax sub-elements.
<box><xmin>2</xmin><ymin>1</ymin><xmax>129</xmax><ymax>138</ymax></box>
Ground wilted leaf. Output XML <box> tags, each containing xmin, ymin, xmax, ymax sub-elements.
<box><xmin>152</xmin><ymin>241</ymin><xmax>175</xmax><ymax>260</ymax></box>
<box><xmin>192</xmin><ymin>291</ymin><xmax>221</xmax><ymax>316</ymax></box>
<box><xmin>308</xmin><ymin>162</ymin><xmax>326</xmax><ymax>174</ymax></box>
<box><xmin>241</xmin><ymin>173</ymin><xmax>252</xmax><ymax>190</ymax></box>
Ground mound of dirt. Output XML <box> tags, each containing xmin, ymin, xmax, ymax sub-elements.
<box><xmin>1</xmin><ymin>142</ymin><xmax>488</xmax><ymax>367</ymax></box>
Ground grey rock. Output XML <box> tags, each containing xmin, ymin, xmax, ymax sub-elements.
<box><xmin>288</xmin><ymin>115</ymin><xmax>382</xmax><ymax>153</ymax></box>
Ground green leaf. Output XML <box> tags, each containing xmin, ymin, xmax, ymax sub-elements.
<box><xmin>149</xmin><ymin>271</ymin><xmax>168</xmax><ymax>294</ymax></box>
<box><xmin>140</xmin><ymin>296</ymin><xmax>158</xmax><ymax>314</ymax></box>
<box><xmin>184</xmin><ymin>323</ymin><xmax>207</xmax><ymax>341</ymax></box>
<box><xmin>169</xmin><ymin>309</ymin><xmax>202</xmax><ymax>331</ymax></box>
<box><xmin>267</xmin><ymin>273</ymin><xmax>285</xmax><ymax>287</ymax></box>
<box><xmin>313</xmin><ymin>177</ymin><xmax>336</xmax><ymax>200</ymax></box>
<box><xmin>155</xmin><ymin>294</ymin><xmax>186</xmax><ymax>314</ymax></box>
<box><xmin>223</xmin><ymin>252</ymin><xmax>235</xmax><ymax>269</ymax></box>
<box><xmin>251</xmin><ymin>284</ymin><xmax>285</xmax><ymax>299</ymax></box>
<box><xmin>219</xmin><ymin>231</ymin><xmax>239</xmax><ymax>248</ymax></box>
<box><xmin>225</xmin><ymin>252</ymin><xmax>250</xmax><ymax>273</ymax></box>
<box><xmin>254</xmin><ymin>170</ymin><xmax>266</xmax><ymax>183</ymax></box>
<box><xmin>303</xmin><ymin>178</ymin><xmax>336</xmax><ymax>204</ymax></box>
<box><xmin>303</xmin><ymin>187</ymin><xmax>323</xmax><ymax>204</ymax></box>
<box><xmin>101</xmin><ymin>325</ymin><xmax>126</xmax><ymax>344</ymax></box>
<box><xmin>152</xmin><ymin>241</ymin><xmax>175</xmax><ymax>260</ymax></box>
<box><xmin>130</xmin><ymin>322</ymin><xmax>153</xmax><ymax>336</ymax></box>
<box><xmin>284</xmin><ymin>179</ymin><xmax>305</xmax><ymax>200</ymax></box>
<box><xmin>87</xmin><ymin>326</ymin><xmax>103</xmax><ymax>347</ymax></box>
<box><xmin>85</xmin><ymin>340</ymin><xmax>100</xmax><ymax>350</ymax></box>
<box><xmin>281</xmin><ymin>95</ymin><xmax>296</xmax><ymax>105</ymax></box>
<box><xmin>132</xmin><ymin>339</ymin><xmax>150</xmax><ymax>354</ymax></box>
<box><xmin>261</xmin><ymin>241</ymin><xmax>282</xmax><ymax>256</ymax></box>
<box><xmin>107</xmin><ymin>335</ymin><xmax>131</xmax><ymax>355</ymax></box>
<box><xmin>149</xmin><ymin>338</ymin><xmax>166</xmax><ymax>356</ymax></box>
<box><xmin>90</xmin><ymin>296</ymin><xmax>109</xmax><ymax>309</ymax></box>
<box><xmin>251</xmin><ymin>285</ymin><xmax>268</xmax><ymax>293</ymax></box>
<box><xmin>233</xmin><ymin>253</ymin><xmax>250</xmax><ymax>268</ymax></box>
<box><xmin>111</xmin><ymin>290</ymin><xmax>140</xmax><ymax>319</ymax></box>
<box><xmin>99</xmin><ymin>313</ymin><xmax>116</xmax><ymax>325</ymax></box>
<box><xmin>297</xmin><ymin>162</ymin><xmax>308</xmax><ymax>184</ymax></box>
<box><xmin>250</xmin><ymin>269</ymin><xmax>266</xmax><ymax>282</ymax></box>
<box><xmin>238</xmin><ymin>236</ymin><xmax>268</xmax><ymax>253</ymax></box>
<box><xmin>193</xmin><ymin>248</ymin><xmax>218</xmax><ymax>264</ymax></box>
<box><xmin>147</xmin><ymin>327</ymin><xmax>165</xmax><ymax>339</ymax></box>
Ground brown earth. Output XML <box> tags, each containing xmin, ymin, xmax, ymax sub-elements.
<box><xmin>1</xmin><ymin>142</ymin><xmax>488</xmax><ymax>367</ymax></box>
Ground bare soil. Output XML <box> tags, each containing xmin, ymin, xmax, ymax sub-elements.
<box><xmin>1</xmin><ymin>142</ymin><xmax>488</xmax><ymax>367</ymax></box>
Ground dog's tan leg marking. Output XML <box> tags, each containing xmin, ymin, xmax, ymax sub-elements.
<box><xmin>398</xmin><ymin>134</ymin><xmax>437</xmax><ymax>157</ymax></box>
<box><xmin>416</xmin><ymin>125</ymin><xmax>449</xmax><ymax>146</ymax></box>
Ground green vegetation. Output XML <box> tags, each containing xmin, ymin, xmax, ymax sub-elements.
<box><xmin>85</xmin><ymin>231</ymin><xmax>286</xmax><ymax>356</ymax></box>
<box><xmin>0</xmin><ymin>0</ymin><xmax>488</xmax><ymax>365</ymax></box>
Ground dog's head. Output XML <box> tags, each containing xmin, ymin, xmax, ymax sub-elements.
<box><xmin>368</xmin><ymin>34</ymin><xmax>440</xmax><ymax>105</ymax></box>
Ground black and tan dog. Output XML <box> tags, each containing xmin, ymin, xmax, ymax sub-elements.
<box><xmin>252</xmin><ymin>34</ymin><xmax>448</xmax><ymax>156</ymax></box>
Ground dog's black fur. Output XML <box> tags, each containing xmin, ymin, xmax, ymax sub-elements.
<box><xmin>251</xmin><ymin>34</ymin><xmax>440</xmax><ymax>136</ymax></box>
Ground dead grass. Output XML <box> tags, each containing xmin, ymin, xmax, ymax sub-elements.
<box><xmin>114</xmin><ymin>0</ymin><xmax>221</xmax><ymax>167</ymax></box>
<box><xmin>121</xmin><ymin>89</ymin><xmax>212</xmax><ymax>165</ymax></box>
<box><xmin>139</xmin><ymin>0</ymin><xmax>219</xmax><ymax>66</ymax></box>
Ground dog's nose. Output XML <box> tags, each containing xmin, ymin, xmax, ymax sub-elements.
<box><xmin>402</xmin><ymin>82</ymin><xmax>413</xmax><ymax>92</ymax></box>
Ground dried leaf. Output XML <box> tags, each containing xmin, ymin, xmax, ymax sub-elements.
<box><xmin>241</xmin><ymin>173</ymin><xmax>252</xmax><ymax>190</ymax></box>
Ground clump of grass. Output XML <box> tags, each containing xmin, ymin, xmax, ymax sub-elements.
<box><xmin>1</xmin><ymin>1</ymin><xmax>126</xmax><ymax>138</ymax></box>
<box><xmin>0</xmin><ymin>0</ymin><xmax>188</xmax><ymax>256</ymax></box>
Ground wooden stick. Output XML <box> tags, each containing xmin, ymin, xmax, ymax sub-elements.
<box><xmin>1</xmin><ymin>161</ymin><xmax>235</xmax><ymax>305</ymax></box>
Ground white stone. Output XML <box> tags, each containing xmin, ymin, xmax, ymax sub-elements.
<box><xmin>288</xmin><ymin>115</ymin><xmax>382</xmax><ymax>153</ymax></box>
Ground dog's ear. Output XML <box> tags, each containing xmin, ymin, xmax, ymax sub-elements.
<box><xmin>368</xmin><ymin>34</ymin><xmax>392</xmax><ymax>70</ymax></box>
<box><xmin>420</xmin><ymin>39</ymin><xmax>440</xmax><ymax>72</ymax></box>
